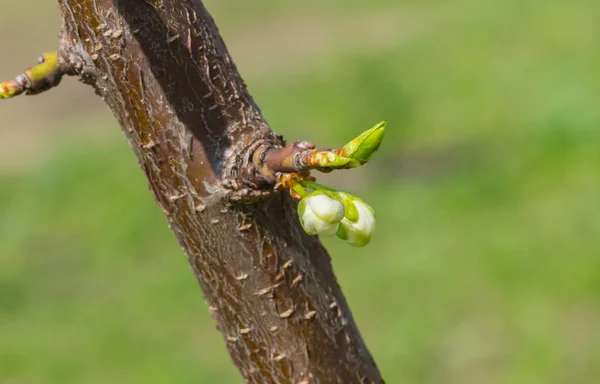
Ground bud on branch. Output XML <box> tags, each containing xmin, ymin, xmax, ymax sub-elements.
<box><xmin>0</xmin><ymin>52</ymin><xmax>64</xmax><ymax>98</ymax></box>
<box><xmin>270</xmin><ymin>122</ymin><xmax>386</xmax><ymax>247</ymax></box>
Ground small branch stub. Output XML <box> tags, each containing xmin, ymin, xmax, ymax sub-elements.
<box><xmin>0</xmin><ymin>52</ymin><xmax>64</xmax><ymax>99</ymax></box>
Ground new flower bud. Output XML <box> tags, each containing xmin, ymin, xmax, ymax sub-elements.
<box><xmin>335</xmin><ymin>196</ymin><xmax>376</xmax><ymax>247</ymax></box>
<box><xmin>298</xmin><ymin>191</ymin><xmax>345</xmax><ymax>236</ymax></box>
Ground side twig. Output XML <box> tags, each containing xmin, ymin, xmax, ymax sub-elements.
<box><xmin>0</xmin><ymin>52</ymin><xmax>64</xmax><ymax>99</ymax></box>
<box><xmin>255</xmin><ymin>121</ymin><xmax>386</xmax><ymax>181</ymax></box>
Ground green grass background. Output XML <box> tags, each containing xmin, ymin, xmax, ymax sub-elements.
<box><xmin>1</xmin><ymin>1</ymin><xmax>599</xmax><ymax>383</ymax></box>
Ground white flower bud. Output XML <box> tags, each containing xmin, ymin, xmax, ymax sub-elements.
<box><xmin>336</xmin><ymin>198</ymin><xmax>375</xmax><ymax>247</ymax></box>
<box><xmin>298</xmin><ymin>192</ymin><xmax>345</xmax><ymax>236</ymax></box>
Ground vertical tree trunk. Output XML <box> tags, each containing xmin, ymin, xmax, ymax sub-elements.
<box><xmin>55</xmin><ymin>1</ymin><xmax>383</xmax><ymax>382</ymax></box>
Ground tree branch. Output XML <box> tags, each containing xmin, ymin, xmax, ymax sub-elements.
<box><xmin>5</xmin><ymin>0</ymin><xmax>385</xmax><ymax>382</ymax></box>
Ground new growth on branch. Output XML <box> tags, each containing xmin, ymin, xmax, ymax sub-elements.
<box><xmin>0</xmin><ymin>52</ymin><xmax>63</xmax><ymax>98</ymax></box>
<box><xmin>273</xmin><ymin>122</ymin><xmax>386</xmax><ymax>247</ymax></box>
<box><xmin>1</xmin><ymin>53</ymin><xmax>386</xmax><ymax>247</ymax></box>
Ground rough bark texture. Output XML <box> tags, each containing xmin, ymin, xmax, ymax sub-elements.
<box><xmin>55</xmin><ymin>1</ymin><xmax>383</xmax><ymax>382</ymax></box>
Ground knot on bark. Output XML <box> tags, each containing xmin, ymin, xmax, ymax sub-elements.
<box><xmin>221</xmin><ymin>131</ymin><xmax>286</xmax><ymax>203</ymax></box>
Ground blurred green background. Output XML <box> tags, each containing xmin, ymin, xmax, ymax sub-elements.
<box><xmin>1</xmin><ymin>0</ymin><xmax>599</xmax><ymax>383</ymax></box>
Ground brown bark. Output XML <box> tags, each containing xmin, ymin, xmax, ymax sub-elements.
<box><xmin>55</xmin><ymin>1</ymin><xmax>383</xmax><ymax>382</ymax></box>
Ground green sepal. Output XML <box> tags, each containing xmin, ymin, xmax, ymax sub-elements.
<box><xmin>336</xmin><ymin>224</ymin><xmax>349</xmax><ymax>240</ymax></box>
<box><xmin>333</xmin><ymin>192</ymin><xmax>359</xmax><ymax>222</ymax></box>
